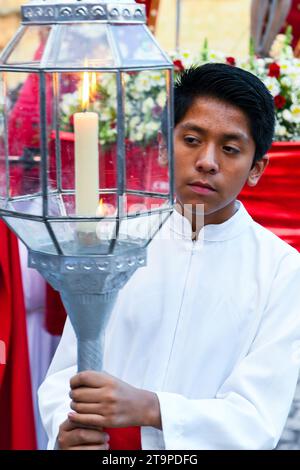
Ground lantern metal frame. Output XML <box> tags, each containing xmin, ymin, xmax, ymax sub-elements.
<box><xmin>0</xmin><ymin>0</ymin><xmax>174</xmax><ymax>371</ymax></box>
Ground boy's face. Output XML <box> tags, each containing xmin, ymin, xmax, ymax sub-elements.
<box><xmin>173</xmin><ymin>96</ymin><xmax>268</xmax><ymax>225</ymax></box>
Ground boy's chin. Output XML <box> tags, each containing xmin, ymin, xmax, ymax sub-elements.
<box><xmin>176</xmin><ymin>201</ymin><xmax>206</xmax><ymax>214</ymax></box>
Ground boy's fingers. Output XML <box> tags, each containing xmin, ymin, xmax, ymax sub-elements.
<box><xmin>70</xmin><ymin>371</ymin><xmax>112</xmax><ymax>389</ymax></box>
<box><xmin>68</xmin><ymin>412</ymin><xmax>105</xmax><ymax>428</ymax></box>
<box><xmin>69</xmin><ymin>387</ymin><xmax>101</xmax><ymax>403</ymax></box>
<box><xmin>69</xmin><ymin>428</ymin><xmax>109</xmax><ymax>446</ymax></box>
<box><xmin>70</xmin><ymin>401</ymin><xmax>101</xmax><ymax>415</ymax></box>
<box><xmin>59</xmin><ymin>418</ymin><xmax>78</xmax><ymax>432</ymax></box>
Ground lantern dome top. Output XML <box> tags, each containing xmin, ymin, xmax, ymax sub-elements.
<box><xmin>1</xmin><ymin>0</ymin><xmax>171</xmax><ymax>70</ymax></box>
<box><xmin>22</xmin><ymin>0</ymin><xmax>146</xmax><ymax>24</ymax></box>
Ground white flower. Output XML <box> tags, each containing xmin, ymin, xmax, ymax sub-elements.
<box><xmin>275</xmin><ymin>123</ymin><xmax>287</xmax><ymax>136</ymax></box>
<box><xmin>99</xmin><ymin>109</ymin><xmax>113</xmax><ymax>121</ymax></box>
<box><xmin>290</xmin><ymin>105</ymin><xmax>300</xmax><ymax>123</ymax></box>
<box><xmin>256</xmin><ymin>58</ymin><xmax>266</xmax><ymax>68</ymax></box>
<box><xmin>131</xmin><ymin>131</ymin><xmax>144</xmax><ymax>141</ymax></box>
<box><xmin>282</xmin><ymin>109</ymin><xmax>293</xmax><ymax>122</ymax></box>
<box><xmin>207</xmin><ymin>50</ymin><xmax>225</xmax><ymax>63</ymax></box>
<box><xmin>60</xmin><ymin>92</ymin><xmax>78</xmax><ymax>114</ymax></box>
<box><xmin>134</xmin><ymin>73</ymin><xmax>153</xmax><ymax>92</ymax></box>
<box><xmin>129</xmin><ymin>116</ymin><xmax>140</xmax><ymax>129</ymax></box>
<box><xmin>157</xmin><ymin>90</ymin><xmax>166</xmax><ymax>108</ymax></box>
<box><xmin>280</xmin><ymin>76</ymin><xmax>292</xmax><ymax>87</ymax></box>
<box><xmin>263</xmin><ymin>77</ymin><xmax>280</xmax><ymax>97</ymax></box>
<box><xmin>142</xmin><ymin>97</ymin><xmax>155</xmax><ymax>114</ymax></box>
<box><xmin>126</xmin><ymin>100</ymin><xmax>133</xmax><ymax>115</ymax></box>
<box><xmin>145</xmin><ymin>121</ymin><xmax>160</xmax><ymax>133</ymax></box>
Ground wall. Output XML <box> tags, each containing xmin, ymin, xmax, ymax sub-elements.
<box><xmin>0</xmin><ymin>0</ymin><xmax>24</xmax><ymax>51</ymax></box>
<box><xmin>156</xmin><ymin>0</ymin><xmax>251</xmax><ymax>58</ymax></box>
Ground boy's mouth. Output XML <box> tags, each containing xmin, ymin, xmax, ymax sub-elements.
<box><xmin>188</xmin><ymin>181</ymin><xmax>216</xmax><ymax>195</ymax></box>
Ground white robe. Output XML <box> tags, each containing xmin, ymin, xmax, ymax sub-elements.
<box><xmin>38</xmin><ymin>201</ymin><xmax>300</xmax><ymax>450</ymax></box>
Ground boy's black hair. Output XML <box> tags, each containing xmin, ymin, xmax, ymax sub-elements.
<box><xmin>173</xmin><ymin>63</ymin><xmax>275</xmax><ymax>164</ymax></box>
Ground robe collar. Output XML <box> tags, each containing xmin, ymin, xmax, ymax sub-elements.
<box><xmin>170</xmin><ymin>200</ymin><xmax>253</xmax><ymax>242</ymax></box>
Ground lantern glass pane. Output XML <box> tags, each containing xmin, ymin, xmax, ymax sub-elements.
<box><xmin>125</xmin><ymin>194</ymin><xmax>171</xmax><ymax>215</ymax></box>
<box><xmin>110</xmin><ymin>25</ymin><xmax>169</xmax><ymax>67</ymax></box>
<box><xmin>3</xmin><ymin>216</ymin><xmax>56</xmax><ymax>254</ymax></box>
<box><xmin>49</xmin><ymin>70</ymin><xmax>118</xmax><ymax>217</ymax></box>
<box><xmin>117</xmin><ymin>210</ymin><xmax>171</xmax><ymax>247</ymax></box>
<box><xmin>4</xmin><ymin>25</ymin><xmax>51</xmax><ymax>67</ymax></box>
<box><xmin>45</xmin><ymin>24</ymin><xmax>115</xmax><ymax>69</ymax></box>
<box><xmin>49</xmin><ymin>220</ymin><xmax>116</xmax><ymax>256</ymax></box>
<box><xmin>5</xmin><ymin>71</ymin><xmax>42</xmax><ymax>215</ymax></box>
<box><xmin>123</xmin><ymin>69</ymin><xmax>170</xmax><ymax>197</ymax></box>
<box><xmin>47</xmin><ymin>192</ymin><xmax>118</xmax><ymax>218</ymax></box>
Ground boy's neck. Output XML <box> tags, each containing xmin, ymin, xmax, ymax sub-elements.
<box><xmin>175</xmin><ymin>200</ymin><xmax>238</xmax><ymax>240</ymax></box>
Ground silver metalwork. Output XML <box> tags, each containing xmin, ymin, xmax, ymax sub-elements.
<box><xmin>22</xmin><ymin>1</ymin><xmax>146</xmax><ymax>24</ymax></box>
<box><xmin>39</xmin><ymin>72</ymin><xmax>49</xmax><ymax>219</ymax></box>
<box><xmin>116</xmin><ymin>71</ymin><xmax>126</xmax><ymax>240</ymax></box>
<box><xmin>29</xmin><ymin>246</ymin><xmax>146</xmax><ymax>370</ymax></box>
<box><xmin>167</xmin><ymin>69</ymin><xmax>175</xmax><ymax>205</ymax></box>
<box><xmin>0</xmin><ymin>0</ymin><xmax>174</xmax><ymax>372</ymax></box>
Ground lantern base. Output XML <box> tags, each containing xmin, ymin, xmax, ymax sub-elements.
<box><xmin>28</xmin><ymin>243</ymin><xmax>146</xmax><ymax>371</ymax></box>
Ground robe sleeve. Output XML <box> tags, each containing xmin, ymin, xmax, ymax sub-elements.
<box><xmin>38</xmin><ymin>318</ymin><xmax>77</xmax><ymax>450</ymax></box>
<box><xmin>156</xmin><ymin>252</ymin><xmax>300</xmax><ymax>450</ymax></box>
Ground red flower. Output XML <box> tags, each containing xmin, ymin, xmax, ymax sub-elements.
<box><xmin>226</xmin><ymin>56</ymin><xmax>236</xmax><ymax>66</ymax></box>
<box><xmin>268</xmin><ymin>62</ymin><xmax>281</xmax><ymax>79</ymax></box>
<box><xmin>274</xmin><ymin>94</ymin><xmax>286</xmax><ymax>109</ymax></box>
<box><xmin>173</xmin><ymin>59</ymin><xmax>185</xmax><ymax>72</ymax></box>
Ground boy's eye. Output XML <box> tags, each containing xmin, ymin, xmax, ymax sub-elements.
<box><xmin>183</xmin><ymin>136</ymin><xmax>200</xmax><ymax>145</ymax></box>
<box><xmin>223</xmin><ymin>145</ymin><xmax>239</xmax><ymax>154</ymax></box>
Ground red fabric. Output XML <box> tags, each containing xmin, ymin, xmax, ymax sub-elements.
<box><xmin>280</xmin><ymin>0</ymin><xmax>300</xmax><ymax>50</ymax></box>
<box><xmin>239</xmin><ymin>142</ymin><xmax>300</xmax><ymax>252</ymax></box>
<box><xmin>7</xmin><ymin>41</ymin><xmax>52</xmax><ymax>197</ymax></box>
<box><xmin>105</xmin><ymin>427</ymin><xmax>141</xmax><ymax>450</ymax></box>
<box><xmin>45</xmin><ymin>284</ymin><xmax>68</xmax><ymax>337</ymax></box>
<box><xmin>0</xmin><ymin>221</ymin><xmax>37</xmax><ymax>450</ymax></box>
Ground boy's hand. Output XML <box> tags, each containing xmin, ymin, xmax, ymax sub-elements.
<box><xmin>68</xmin><ymin>371</ymin><xmax>162</xmax><ymax>430</ymax></box>
<box><xmin>57</xmin><ymin>418</ymin><xmax>110</xmax><ymax>450</ymax></box>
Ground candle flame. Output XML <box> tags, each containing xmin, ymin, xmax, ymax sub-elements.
<box><xmin>81</xmin><ymin>70</ymin><xmax>90</xmax><ymax>111</ymax></box>
<box><xmin>97</xmin><ymin>198</ymin><xmax>105</xmax><ymax>217</ymax></box>
<box><xmin>91</xmin><ymin>73</ymin><xmax>97</xmax><ymax>99</ymax></box>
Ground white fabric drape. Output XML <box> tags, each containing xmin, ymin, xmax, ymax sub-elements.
<box><xmin>38</xmin><ymin>202</ymin><xmax>300</xmax><ymax>449</ymax></box>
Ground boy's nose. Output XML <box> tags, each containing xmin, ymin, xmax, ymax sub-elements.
<box><xmin>195</xmin><ymin>145</ymin><xmax>219</xmax><ymax>174</ymax></box>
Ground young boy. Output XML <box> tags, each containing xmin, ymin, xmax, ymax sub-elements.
<box><xmin>39</xmin><ymin>63</ymin><xmax>300</xmax><ymax>450</ymax></box>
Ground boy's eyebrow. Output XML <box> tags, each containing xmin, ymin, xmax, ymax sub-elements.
<box><xmin>178</xmin><ymin>123</ymin><xmax>249</xmax><ymax>142</ymax></box>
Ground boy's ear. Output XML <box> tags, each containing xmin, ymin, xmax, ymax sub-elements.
<box><xmin>247</xmin><ymin>155</ymin><xmax>269</xmax><ymax>187</ymax></box>
<box><xmin>158</xmin><ymin>131</ymin><xmax>168</xmax><ymax>167</ymax></box>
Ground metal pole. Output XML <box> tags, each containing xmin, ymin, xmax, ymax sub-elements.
<box><xmin>175</xmin><ymin>0</ymin><xmax>182</xmax><ymax>52</ymax></box>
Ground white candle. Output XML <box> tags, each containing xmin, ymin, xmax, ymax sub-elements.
<box><xmin>74</xmin><ymin>111</ymin><xmax>99</xmax><ymax>217</ymax></box>
<box><xmin>74</xmin><ymin>69</ymin><xmax>99</xmax><ymax>221</ymax></box>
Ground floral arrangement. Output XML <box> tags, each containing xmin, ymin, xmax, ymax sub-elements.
<box><xmin>60</xmin><ymin>70</ymin><xmax>167</xmax><ymax>149</ymax></box>
<box><xmin>60</xmin><ymin>29</ymin><xmax>300</xmax><ymax>146</ymax></box>
<box><xmin>171</xmin><ymin>30</ymin><xmax>300</xmax><ymax>142</ymax></box>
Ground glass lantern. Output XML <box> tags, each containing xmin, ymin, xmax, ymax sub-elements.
<box><xmin>0</xmin><ymin>0</ymin><xmax>174</xmax><ymax>371</ymax></box>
